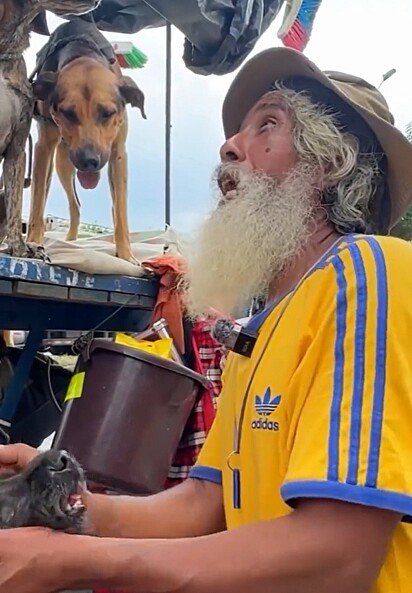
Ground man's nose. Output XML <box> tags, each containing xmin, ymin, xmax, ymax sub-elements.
<box><xmin>219</xmin><ymin>133</ymin><xmax>245</xmax><ymax>163</ymax></box>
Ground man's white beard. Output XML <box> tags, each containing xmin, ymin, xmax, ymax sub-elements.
<box><xmin>184</xmin><ymin>163</ymin><xmax>317</xmax><ymax>319</ymax></box>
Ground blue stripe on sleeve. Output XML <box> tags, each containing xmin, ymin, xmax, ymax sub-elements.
<box><xmin>365</xmin><ymin>238</ymin><xmax>388</xmax><ymax>487</ymax></box>
<box><xmin>189</xmin><ymin>465</ymin><xmax>222</xmax><ymax>484</ymax></box>
<box><xmin>328</xmin><ymin>256</ymin><xmax>347</xmax><ymax>481</ymax></box>
<box><xmin>346</xmin><ymin>243</ymin><xmax>368</xmax><ymax>485</ymax></box>
<box><xmin>281</xmin><ymin>480</ymin><xmax>412</xmax><ymax>521</ymax></box>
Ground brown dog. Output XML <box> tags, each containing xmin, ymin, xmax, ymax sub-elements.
<box><xmin>27</xmin><ymin>18</ymin><xmax>146</xmax><ymax>263</ymax></box>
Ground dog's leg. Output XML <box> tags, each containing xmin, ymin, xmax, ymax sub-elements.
<box><xmin>27</xmin><ymin>123</ymin><xmax>60</xmax><ymax>245</ymax></box>
<box><xmin>3</xmin><ymin>116</ymin><xmax>46</xmax><ymax>260</ymax></box>
<box><xmin>55</xmin><ymin>141</ymin><xmax>81</xmax><ymax>241</ymax></box>
<box><xmin>109</xmin><ymin>121</ymin><xmax>136</xmax><ymax>263</ymax></box>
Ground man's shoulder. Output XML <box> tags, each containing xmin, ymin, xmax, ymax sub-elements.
<box><xmin>304</xmin><ymin>234</ymin><xmax>412</xmax><ymax>313</ymax></box>
<box><xmin>335</xmin><ymin>234</ymin><xmax>412</xmax><ymax>279</ymax></box>
<box><xmin>350</xmin><ymin>233</ymin><xmax>412</xmax><ymax>256</ymax></box>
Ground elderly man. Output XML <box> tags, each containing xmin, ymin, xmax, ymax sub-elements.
<box><xmin>1</xmin><ymin>47</ymin><xmax>412</xmax><ymax>593</ymax></box>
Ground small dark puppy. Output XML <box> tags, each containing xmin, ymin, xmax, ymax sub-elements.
<box><xmin>0</xmin><ymin>449</ymin><xmax>87</xmax><ymax>532</ymax></box>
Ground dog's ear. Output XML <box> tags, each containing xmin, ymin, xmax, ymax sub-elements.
<box><xmin>118</xmin><ymin>76</ymin><xmax>147</xmax><ymax>119</ymax></box>
<box><xmin>32</xmin><ymin>71</ymin><xmax>58</xmax><ymax>102</ymax></box>
<box><xmin>30</xmin><ymin>12</ymin><xmax>50</xmax><ymax>36</ymax></box>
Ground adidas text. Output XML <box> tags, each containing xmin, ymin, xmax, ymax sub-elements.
<box><xmin>251</xmin><ymin>419</ymin><xmax>279</xmax><ymax>431</ymax></box>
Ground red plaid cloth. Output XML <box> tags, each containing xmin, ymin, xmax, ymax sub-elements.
<box><xmin>94</xmin><ymin>319</ymin><xmax>224</xmax><ymax>593</ymax></box>
<box><xmin>165</xmin><ymin>318</ymin><xmax>224</xmax><ymax>486</ymax></box>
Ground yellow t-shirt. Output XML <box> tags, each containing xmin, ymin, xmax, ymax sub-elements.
<box><xmin>190</xmin><ymin>234</ymin><xmax>412</xmax><ymax>592</ymax></box>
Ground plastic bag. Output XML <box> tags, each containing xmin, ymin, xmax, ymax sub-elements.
<box><xmin>114</xmin><ymin>333</ymin><xmax>173</xmax><ymax>360</ymax></box>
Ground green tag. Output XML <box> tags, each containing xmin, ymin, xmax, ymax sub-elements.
<box><xmin>65</xmin><ymin>372</ymin><xmax>85</xmax><ymax>402</ymax></box>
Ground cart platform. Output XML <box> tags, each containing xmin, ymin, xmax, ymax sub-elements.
<box><xmin>0</xmin><ymin>255</ymin><xmax>159</xmax><ymax>430</ymax></box>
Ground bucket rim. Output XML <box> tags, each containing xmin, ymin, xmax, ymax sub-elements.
<box><xmin>87</xmin><ymin>339</ymin><xmax>210</xmax><ymax>388</ymax></box>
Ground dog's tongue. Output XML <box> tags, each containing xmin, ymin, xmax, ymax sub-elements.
<box><xmin>68</xmin><ymin>493</ymin><xmax>84</xmax><ymax>509</ymax></box>
<box><xmin>77</xmin><ymin>171</ymin><xmax>100</xmax><ymax>190</ymax></box>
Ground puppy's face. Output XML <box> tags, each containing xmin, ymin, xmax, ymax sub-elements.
<box><xmin>33</xmin><ymin>59</ymin><xmax>146</xmax><ymax>190</ymax></box>
<box><xmin>0</xmin><ymin>449</ymin><xmax>87</xmax><ymax>532</ymax></box>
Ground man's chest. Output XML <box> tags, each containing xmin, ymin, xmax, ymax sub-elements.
<box><xmin>220</xmin><ymin>330</ymin><xmax>310</xmax><ymax>524</ymax></box>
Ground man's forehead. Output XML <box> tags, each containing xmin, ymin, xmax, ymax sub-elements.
<box><xmin>240</xmin><ymin>90</ymin><xmax>291</xmax><ymax>129</ymax></box>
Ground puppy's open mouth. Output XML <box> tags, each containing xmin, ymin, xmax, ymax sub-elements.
<box><xmin>58</xmin><ymin>477</ymin><xmax>87</xmax><ymax>518</ymax></box>
<box><xmin>77</xmin><ymin>171</ymin><xmax>101</xmax><ymax>190</ymax></box>
<box><xmin>65</xmin><ymin>492</ymin><xmax>85</xmax><ymax>513</ymax></box>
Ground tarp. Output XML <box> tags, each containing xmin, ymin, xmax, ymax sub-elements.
<box><xmin>64</xmin><ymin>0</ymin><xmax>285</xmax><ymax>76</ymax></box>
<box><xmin>41</xmin><ymin>226</ymin><xmax>189</xmax><ymax>276</ymax></box>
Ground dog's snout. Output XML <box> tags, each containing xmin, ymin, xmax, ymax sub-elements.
<box><xmin>48</xmin><ymin>451</ymin><xmax>70</xmax><ymax>473</ymax></box>
<box><xmin>75</xmin><ymin>148</ymin><xmax>101</xmax><ymax>172</ymax></box>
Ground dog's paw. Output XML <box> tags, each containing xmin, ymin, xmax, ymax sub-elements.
<box><xmin>1</xmin><ymin>239</ymin><xmax>50</xmax><ymax>262</ymax></box>
<box><xmin>25</xmin><ymin>242</ymin><xmax>50</xmax><ymax>263</ymax></box>
<box><xmin>1</xmin><ymin>237</ymin><xmax>29</xmax><ymax>259</ymax></box>
<box><xmin>116</xmin><ymin>246</ymin><xmax>141</xmax><ymax>266</ymax></box>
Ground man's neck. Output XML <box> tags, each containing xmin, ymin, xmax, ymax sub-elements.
<box><xmin>267</xmin><ymin>226</ymin><xmax>342</xmax><ymax>303</ymax></box>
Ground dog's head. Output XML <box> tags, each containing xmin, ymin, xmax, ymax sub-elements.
<box><xmin>34</xmin><ymin>0</ymin><xmax>100</xmax><ymax>18</ymax></box>
<box><xmin>33</xmin><ymin>59</ymin><xmax>146</xmax><ymax>189</ymax></box>
<box><xmin>0</xmin><ymin>0</ymin><xmax>99</xmax><ymax>49</ymax></box>
<box><xmin>0</xmin><ymin>449</ymin><xmax>87</xmax><ymax>532</ymax></box>
<box><xmin>0</xmin><ymin>0</ymin><xmax>42</xmax><ymax>46</ymax></box>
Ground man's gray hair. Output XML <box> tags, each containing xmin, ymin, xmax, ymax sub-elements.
<box><xmin>272</xmin><ymin>83</ymin><xmax>382</xmax><ymax>234</ymax></box>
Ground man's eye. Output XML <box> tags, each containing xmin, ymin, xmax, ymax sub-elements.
<box><xmin>59</xmin><ymin>108</ymin><xmax>78</xmax><ymax>124</ymax></box>
<box><xmin>261</xmin><ymin>118</ymin><xmax>277</xmax><ymax>129</ymax></box>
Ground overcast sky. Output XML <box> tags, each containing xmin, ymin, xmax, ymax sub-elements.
<box><xmin>22</xmin><ymin>0</ymin><xmax>412</xmax><ymax>235</ymax></box>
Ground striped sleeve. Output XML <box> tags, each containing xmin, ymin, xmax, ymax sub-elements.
<box><xmin>281</xmin><ymin>236</ymin><xmax>412</xmax><ymax>519</ymax></box>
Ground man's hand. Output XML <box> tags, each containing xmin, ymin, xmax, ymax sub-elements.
<box><xmin>0</xmin><ymin>445</ymin><xmax>224</xmax><ymax>541</ymax></box>
<box><xmin>0</xmin><ymin>527</ymin><xmax>65</xmax><ymax>593</ymax></box>
<box><xmin>0</xmin><ymin>444</ymin><xmax>38</xmax><ymax>474</ymax></box>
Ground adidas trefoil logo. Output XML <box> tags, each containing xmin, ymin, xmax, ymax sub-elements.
<box><xmin>251</xmin><ymin>387</ymin><xmax>281</xmax><ymax>432</ymax></box>
<box><xmin>255</xmin><ymin>387</ymin><xmax>281</xmax><ymax>417</ymax></box>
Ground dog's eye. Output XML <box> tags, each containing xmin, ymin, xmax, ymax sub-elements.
<box><xmin>99</xmin><ymin>109</ymin><xmax>116</xmax><ymax>123</ymax></box>
<box><xmin>59</xmin><ymin>108</ymin><xmax>78</xmax><ymax>124</ymax></box>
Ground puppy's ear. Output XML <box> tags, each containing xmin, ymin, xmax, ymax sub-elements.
<box><xmin>118</xmin><ymin>76</ymin><xmax>147</xmax><ymax>119</ymax></box>
<box><xmin>30</xmin><ymin>12</ymin><xmax>50</xmax><ymax>36</ymax></box>
<box><xmin>32</xmin><ymin>71</ymin><xmax>58</xmax><ymax>102</ymax></box>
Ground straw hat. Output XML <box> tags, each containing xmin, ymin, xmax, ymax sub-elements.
<box><xmin>222</xmin><ymin>47</ymin><xmax>412</xmax><ymax>228</ymax></box>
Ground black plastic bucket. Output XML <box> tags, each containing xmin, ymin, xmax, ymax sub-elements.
<box><xmin>53</xmin><ymin>339</ymin><xmax>207</xmax><ymax>495</ymax></box>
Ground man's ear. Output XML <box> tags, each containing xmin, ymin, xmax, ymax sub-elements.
<box><xmin>32</xmin><ymin>71</ymin><xmax>58</xmax><ymax>102</ymax></box>
<box><xmin>118</xmin><ymin>76</ymin><xmax>147</xmax><ymax>119</ymax></box>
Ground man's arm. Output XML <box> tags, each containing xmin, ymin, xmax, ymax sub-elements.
<box><xmin>0</xmin><ymin>420</ymin><xmax>225</xmax><ymax>541</ymax></box>
<box><xmin>85</xmin><ymin>477</ymin><xmax>225</xmax><ymax>538</ymax></box>
<box><xmin>58</xmin><ymin>498</ymin><xmax>399</xmax><ymax>593</ymax></box>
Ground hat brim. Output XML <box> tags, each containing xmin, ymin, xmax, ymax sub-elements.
<box><xmin>222</xmin><ymin>47</ymin><xmax>412</xmax><ymax>227</ymax></box>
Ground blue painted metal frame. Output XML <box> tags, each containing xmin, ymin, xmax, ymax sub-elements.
<box><xmin>0</xmin><ymin>322</ymin><xmax>46</xmax><ymax>423</ymax></box>
<box><xmin>0</xmin><ymin>255</ymin><xmax>156</xmax><ymax>295</ymax></box>
<box><xmin>0</xmin><ymin>256</ymin><xmax>159</xmax><ymax>429</ymax></box>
